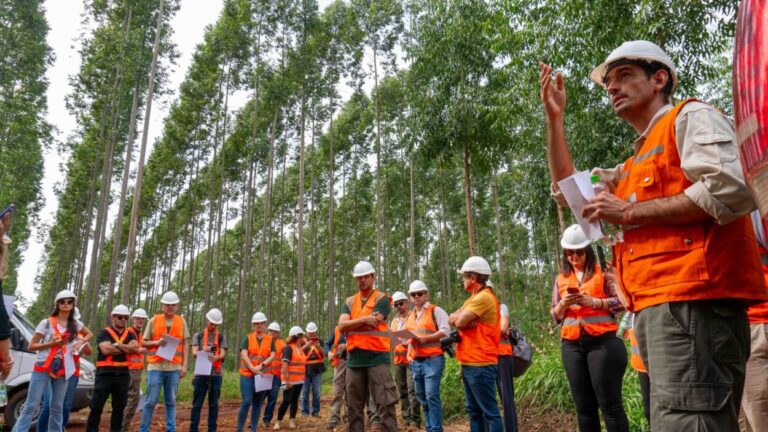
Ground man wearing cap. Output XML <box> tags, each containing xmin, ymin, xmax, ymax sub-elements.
<box><xmin>263</xmin><ymin>322</ymin><xmax>285</xmax><ymax>428</ymax></box>
<box><xmin>407</xmin><ymin>281</ymin><xmax>449</xmax><ymax>432</ymax></box>
<box><xmin>540</xmin><ymin>41</ymin><xmax>768</xmax><ymax>430</ymax></box>
<box><xmin>122</xmin><ymin>308</ymin><xmax>147</xmax><ymax>432</ymax></box>
<box><xmin>190</xmin><ymin>308</ymin><xmax>227</xmax><ymax>432</ymax></box>
<box><xmin>390</xmin><ymin>291</ymin><xmax>420</xmax><ymax>431</ymax></box>
<box><xmin>300</xmin><ymin>322</ymin><xmax>325</xmax><ymax>418</ymax></box>
<box><xmin>338</xmin><ymin>260</ymin><xmax>398</xmax><ymax>432</ymax></box>
<box><xmin>237</xmin><ymin>312</ymin><xmax>276</xmax><ymax>432</ymax></box>
<box><xmin>139</xmin><ymin>291</ymin><xmax>190</xmax><ymax>432</ymax></box>
<box><xmin>449</xmin><ymin>256</ymin><xmax>502</xmax><ymax>432</ymax></box>
<box><xmin>86</xmin><ymin>304</ymin><xmax>138</xmax><ymax>432</ymax></box>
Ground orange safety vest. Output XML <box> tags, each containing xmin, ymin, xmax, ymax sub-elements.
<box><xmin>456</xmin><ymin>287</ymin><xmax>500</xmax><ymax>365</ymax></box>
<box><xmin>239</xmin><ymin>333</ymin><xmax>273</xmax><ymax>377</ymax></box>
<box><xmin>346</xmin><ymin>290</ymin><xmax>391</xmax><ymax>353</ymax></box>
<box><xmin>499</xmin><ymin>336</ymin><xmax>514</xmax><ymax>356</ymax></box>
<box><xmin>406</xmin><ymin>304</ymin><xmax>444</xmax><ymax>359</ymax></box>
<box><xmin>557</xmin><ymin>266</ymin><xmax>618</xmax><ymax>340</ymax></box>
<box><xmin>303</xmin><ymin>343</ymin><xmax>324</xmax><ymax>365</ymax></box>
<box><xmin>202</xmin><ymin>327</ymin><xmax>223</xmax><ymax>374</ymax></box>
<box><xmin>267</xmin><ymin>338</ymin><xmax>286</xmax><ymax>376</ymax></box>
<box><xmin>146</xmin><ymin>314</ymin><xmax>185</xmax><ymax>365</ymax></box>
<box><xmin>390</xmin><ymin>315</ymin><xmax>410</xmax><ymax>364</ymax></box>
<box><xmin>282</xmin><ymin>342</ymin><xmax>306</xmax><ymax>385</ymax></box>
<box><xmin>127</xmin><ymin>326</ymin><xmax>144</xmax><ymax>370</ymax></box>
<box><xmin>614</xmin><ymin>99</ymin><xmax>767</xmax><ymax>312</ymax></box>
<box><xmin>627</xmin><ymin>326</ymin><xmax>646</xmax><ymax>373</ymax></box>
<box><xmin>96</xmin><ymin>326</ymin><xmax>130</xmax><ymax>368</ymax></box>
<box><xmin>330</xmin><ymin>326</ymin><xmax>342</xmax><ymax>368</ymax></box>
<box><xmin>33</xmin><ymin>317</ymin><xmax>71</xmax><ymax>377</ymax></box>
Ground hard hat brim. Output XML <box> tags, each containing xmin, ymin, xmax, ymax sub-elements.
<box><xmin>560</xmin><ymin>237</ymin><xmax>592</xmax><ymax>250</ymax></box>
<box><xmin>590</xmin><ymin>56</ymin><xmax>678</xmax><ymax>89</ymax></box>
<box><xmin>352</xmin><ymin>269</ymin><xmax>375</xmax><ymax>277</ymax></box>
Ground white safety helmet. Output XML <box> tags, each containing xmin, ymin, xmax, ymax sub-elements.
<box><xmin>289</xmin><ymin>326</ymin><xmax>305</xmax><ymax>338</ymax></box>
<box><xmin>590</xmin><ymin>40</ymin><xmax>677</xmax><ymax>89</ymax></box>
<box><xmin>251</xmin><ymin>312</ymin><xmax>267</xmax><ymax>323</ymax></box>
<box><xmin>392</xmin><ymin>291</ymin><xmax>408</xmax><ymax>303</ymax></box>
<box><xmin>561</xmin><ymin>224</ymin><xmax>591</xmax><ymax>250</ymax></box>
<box><xmin>352</xmin><ymin>260</ymin><xmax>375</xmax><ymax>277</ymax></box>
<box><xmin>486</xmin><ymin>280</ymin><xmax>494</xmax><ymax>288</ymax></box>
<box><xmin>111</xmin><ymin>304</ymin><xmax>130</xmax><ymax>316</ymax></box>
<box><xmin>160</xmin><ymin>291</ymin><xmax>180</xmax><ymax>305</ymax></box>
<box><xmin>205</xmin><ymin>308</ymin><xmax>223</xmax><ymax>325</ymax></box>
<box><xmin>74</xmin><ymin>307</ymin><xmax>81</xmax><ymax>320</ymax></box>
<box><xmin>54</xmin><ymin>289</ymin><xmax>77</xmax><ymax>303</ymax></box>
<box><xmin>268</xmin><ymin>322</ymin><xmax>281</xmax><ymax>332</ymax></box>
<box><xmin>306</xmin><ymin>322</ymin><xmax>318</xmax><ymax>333</ymax></box>
<box><xmin>458</xmin><ymin>256</ymin><xmax>492</xmax><ymax>276</ymax></box>
<box><xmin>408</xmin><ymin>280</ymin><xmax>428</xmax><ymax>294</ymax></box>
<box><xmin>131</xmin><ymin>308</ymin><xmax>148</xmax><ymax>319</ymax></box>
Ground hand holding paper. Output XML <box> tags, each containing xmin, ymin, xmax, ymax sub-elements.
<box><xmin>157</xmin><ymin>335</ymin><xmax>180</xmax><ymax>361</ymax></box>
<box><xmin>557</xmin><ymin>171</ymin><xmax>603</xmax><ymax>240</ymax></box>
<box><xmin>194</xmin><ymin>350</ymin><xmax>213</xmax><ymax>376</ymax></box>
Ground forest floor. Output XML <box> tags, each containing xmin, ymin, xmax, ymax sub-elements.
<box><xmin>64</xmin><ymin>396</ymin><xmax>574</xmax><ymax>431</ymax></box>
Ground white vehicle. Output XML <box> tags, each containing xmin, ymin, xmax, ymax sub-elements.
<box><xmin>4</xmin><ymin>310</ymin><xmax>95</xmax><ymax>428</ymax></box>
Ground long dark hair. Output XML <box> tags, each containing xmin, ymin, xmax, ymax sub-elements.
<box><xmin>561</xmin><ymin>246</ymin><xmax>597</xmax><ymax>282</ymax></box>
<box><xmin>51</xmin><ymin>299</ymin><xmax>78</xmax><ymax>341</ymax></box>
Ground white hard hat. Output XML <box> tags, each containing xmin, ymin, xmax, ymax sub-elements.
<box><xmin>458</xmin><ymin>256</ymin><xmax>492</xmax><ymax>276</ymax></box>
<box><xmin>54</xmin><ymin>289</ymin><xmax>76</xmax><ymax>303</ymax></box>
<box><xmin>289</xmin><ymin>326</ymin><xmax>305</xmax><ymax>338</ymax></box>
<box><xmin>486</xmin><ymin>280</ymin><xmax>494</xmax><ymax>288</ymax></box>
<box><xmin>561</xmin><ymin>224</ymin><xmax>591</xmax><ymax>249</ymax></box>
<box><xmin>205</xmin><ymin>308</ymin><xmax>223</xmax><ymax>325</ymax></box>
<box><xmin>408</xmin><ymin>280</ymin><xmax>428</xmax><ymax>294</ymax></box>
<box><xmin>392</xmin><ymin>291</ymin><xmax>408</xmax><ymax>303</ymax></box>
<box><xmin>131</xmin><ymin>308</ymin><xmax>148</xmax><ymax>319</ymax></box>
<box><xmin>160</xmin><ymin>291</ymin><xmax>180</xmax><ymax>305</ymax></box>
<box><xmin>268</xmin><ymin>322</ymin><xmax>281</xmax><ymax>332</ymax></box>
<box><xmin>74</xmin><ymin>307</ymin><xmax>81</xmax><ymax>320</ymax></box>
<box><xmin>251</xmin><ymin>312</ymin><xmax>267</xmax><ymax>323</ymax></box>
<box><xmin>306</xmin><ymin>322</ymin><xmax>318</xmax><ymax>333</ymax></box>
<box><xmin>590</xmin><ymin>40</ymin><xmax>677</xmax><ymax>89</ymax></box>
<box><xmin>352</xmin><ymin>260</ymin><xmax>375</xmax><ymax>277</ymax></box>
<box><xmin>111</xmin><ymin>304</ymin><xmax>130</xmax><ymax>316</ymax></box>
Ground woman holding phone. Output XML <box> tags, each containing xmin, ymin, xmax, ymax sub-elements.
<box><xmin>550</xmin><ymin>224</ymin><xmax>628</xmax><ymax>432</ymax></box>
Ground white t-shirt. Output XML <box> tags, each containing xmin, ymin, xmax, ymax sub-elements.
<box><xmin>34</xmin><ymin>318</ymin><xmax>84</xmax><ymax>363</ymax></box>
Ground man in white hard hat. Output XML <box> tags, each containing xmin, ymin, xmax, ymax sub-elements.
<box><xmin>122</xmin><ymin>308</ymin><xmax>147</xmax><ymax>432</ymax></box>
<box><xmin>390</xmin><ymin>291</ymin><xmax>419</xmax><ymax>431</ymax></box>
<box><xmin>300</xmin><ymin>321</ymin><xmax>325</xmax><ymax>418</ymax></box>
<box><xmin>540</xmin><ymin>40</ymin><xmax>768</xmax><ymax>430</ymax></box>
<box><xmin>449</xmin><ymin>256</ymin><xmax>502</xmax><ymax>432</ymax></box>
<box><xmin>86</xmin><ymin>304</ymin><xmax>138</xmax><ymax>432</ymax></box>
<box><xmin>237</xmin><ymin>312</ymin><xmax>276</xmax><ymax>432</ymax></box>
<box><xmin>263</xmin><ymin>322</ymin><xmax>285</xmax><ymax>428</ymax></box>
<box><xmin>338</xmin><ymin>260</ymin><xmax>398</xmax><ymax>432</ymax></box>
<box><xmin>139</xmin><ymin>291</ymin><xmax>190</xmax><ymax>432</ymax></box>
<box><xmin>190</xmin><ymin>308</ymin><xmax>227</xmax><ymax>432</ymax></box>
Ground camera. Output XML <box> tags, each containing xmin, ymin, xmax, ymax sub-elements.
<box><xmin>439</xmin><ymin>330</ymin><xmax>461</xmax><ymax>358</ymax></box>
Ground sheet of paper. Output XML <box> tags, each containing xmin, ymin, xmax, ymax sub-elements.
<box><xmin>137</xmin><ymin>388</ymin><xmax>145</xmax><ymax>412</ymax></box>
<box><xmin>254</xmin><ymin>373</ymin><xmax>274</xmax><ymax>393</ymax></box>
<box><xmin>557</xmin><ymin>171</ymin><xmax>604</xmax><ymax>240</ymax></box>
<box><xmin>156</xmin><ymin>335</ymin><xmax>180</xmax><ymax>361</ymax></box>
<box><xmin>74</xmin><ymin>342</ymin><xmax>90</xmax><ymax>355</ymax></box>
<box><xmin>64</xmin><ymin>348</ymin><xmax>76</xmax><ymax>380</ymax></box>
<box><xmin>194</xmin><ymin>350</ymin><xmax>213</xmax><ymax>376</ymax></box>
<box><xmin>3</xmin><ymin>295</ymin><xmax>13</xmax><ymax>318</ymax></box>
<box><xmin>391</xmin><ymin>329</ymin><xmax>415</xmax><ymax>340</ymax></box>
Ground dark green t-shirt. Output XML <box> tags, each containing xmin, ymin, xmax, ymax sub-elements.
<box><xmin>341</xmin><ymin>292</ymin><xmax>391</xmax><ymax>368</ymax></box>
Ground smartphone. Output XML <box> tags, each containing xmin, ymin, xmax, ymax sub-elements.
<box><xmin>567</xmin><ymin>287</ymin><xmax>580</xmax><ymax>294</ymax></box>
<box><xmin>0</xmin><ymin>204</ymin><xmax>15</xmax><ymax>219</ymax></box>
<box><xmin>596</xmin><ymin>245</ymin><xmax>607</xmax><ymax>272</ymax></box>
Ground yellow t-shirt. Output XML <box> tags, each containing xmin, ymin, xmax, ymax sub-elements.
<box><xmin>463</xmin><ymin>289</ymin><xmax>499</xmax><ymax>325</ymax></box>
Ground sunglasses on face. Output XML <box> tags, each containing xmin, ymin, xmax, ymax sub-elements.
<box><xmin>394</xmin><ymin>301</ymin><xmax>406</xmax><ymax>307</ymax></box>
<box><xmin>58</xmin><ymin>299</ymin><xmax>74</xmax><ymax>305</ymax></box>
<box><xmin>114</xmin><ymin>315</ymin><xmax>129</xmax><ymax>321</ymax></box>
<box><xmin>565</xmin><ymin>249</ymin><xmax>587</xmax><ymax>257</ymax></box>
<box><xmin>410</xmin><ymin>292</ymin><xmax>425</xmax><ymax>298</ymax></box>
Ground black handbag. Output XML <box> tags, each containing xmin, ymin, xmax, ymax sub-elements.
<box><xmin>509</xmin><ymin>325</ymin><xmax>533</xmax><ymax>378</ymax></box>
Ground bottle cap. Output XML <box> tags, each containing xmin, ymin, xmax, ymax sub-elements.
<box><xmin>590</xmin><ymin>175</ymin><xmax>600</xmax><ymax>184</ymax></box>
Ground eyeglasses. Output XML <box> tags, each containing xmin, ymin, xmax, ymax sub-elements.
<box><xmin>565</xmin><ymin>249</ymin><xmax>587</xmax><ymax>257</ymax></box>
<box><xmin>58</xmin><ymin>299</ymin><xmax>74</xmax><ymax>305</ymax></box>
<box><xmin>410</xmin><ymin>292</ymin><xmax>426</xmax><ymax>298</ymax></box>
<box><xmin>114</xmin><ymin>315</ymin><xmax>129</xmax><ymax>321</ymax></box>
<box><xmin>394</xmin><ymin>301</ymin><xmax>406</xmax><ymax>307</ymax></box>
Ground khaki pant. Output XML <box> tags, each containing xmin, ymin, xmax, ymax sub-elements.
<box><xmin>329</xmin><ymin>359</ymin><xmax>348</xmax><ymax>426</ymax></box>
<box><xmin>636</xmin><ymin>301</ymin><xmax>748</xmax><ymax>431</ymax></box>
<box><xmin>394</xmin><ymin>363</ymin><xmax>420</xmax><ymax>426</ymax></box>
<box><xmin>740</xmin><ymin>323</ymin><xmax>768</xmax><ymax>432</ymax></box>
<box><xmin>346</xmin><ymin>363</ymin><xmax>397</xmax><ymax>432</ymax></box>
<box><xmin>121</xmin><ymin>368</ymin><xmax>143</xmax><ymax>432</ymax></box>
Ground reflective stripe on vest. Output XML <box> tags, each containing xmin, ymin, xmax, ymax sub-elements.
<box><xmin>304</xmin><ymin>345</ymin><xmax>324</xmax><ymax>365</ymax></box>
<box><xmin>267</xmin><ymin>338</ymin><xmax>285</xmax><ymax>375</ymax></box>
<box><xmin>628</xmin><ymin>328</ymin><xmax>646</xmax><ymax>373</ymax></box>
<box><xmin>499</xmin><ymin>338</ymin><xmax>513</xmax><ymax>356</ymax></box>
<box><xmin>614</xmin><ymin>99</ymin><xmax>767</xmax><ymax>312</ymax></box>
<box><xmin>346</xmin><ymin>290</ymin><xmax>391</xmax><ymax>353</ymax></box>
<box><xmin>456</xmin><ymin>287</ymin><xmax>501</xmax><ymax>365</ymax></box>
<box><xmin>33</xmin><ymin>317</ymin><xmax>71</xmax><ymax>376</ymax></box>
<box><xmin>405</xmin><ymin>304</ymin><xmax>443</xmax><ymax>358</ymax></box>
<box><xmin>390</xmin><ymin>315</ymin><xmax>410</xmax><ymax>364</ymax></box>
<box><xmin>127</xmin><ymin>327</ymin><xmax>144</xmax><ymax>370</ymax></box>
<box><xmin>146</xmin><ymin>314</ymin><xmax>184</xmax><ymax>365</ymax></box>
<box><xmin>282</xmin><ymin>343</ymin><xmax>306</xmax><ymax>385</ymax></box>
<box><xmin>240</xmin><ymin>333</ymin><xmax>273</xmax><ymax>377</ymax></box>
<box><xmin>557</xmin><ymin>266</ymin><xmax>618</xmax><ymax>340</ymax></box>
<box><xmin>202</xmin><ymin>327</ymin><xmax>222</xmax><ymax>374</ymax></box>
<box><xmin>96</xmin><ymin>326</ymin><xmax>130</xmax><ymax>368</ymax></box>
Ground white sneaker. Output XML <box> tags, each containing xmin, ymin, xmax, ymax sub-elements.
<box><xmin>273</xmin><ymin>421</ymin><xmax>281</xmax><ymax>430</ymax></box>
<box><xmin>289</xmin><ymin>419</ymin><xmax>297</xmax><ymax>429</ymax></box>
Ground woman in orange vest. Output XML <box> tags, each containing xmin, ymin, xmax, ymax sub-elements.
<box><xmin>237</xmin><ymin>312</ymin><xmax>276</xmax><ymax>432</ymax></box>
<box><xmin>275</xmin><ymin>326</ymin><xmax>307</xmax><ymax>430</ymax></box>
<box><xmin>12</xmin><ymin>289</ymin><xmax>92</xmax><ymax>432</ymax></box>
<box><xmin>550</xmin><ymin>225</ymin><xmax>628</xmax><ymax>432</ymax></box>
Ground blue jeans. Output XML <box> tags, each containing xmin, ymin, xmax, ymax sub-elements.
<box><xmin>139</xmin><ymin>370</ymin><xmax>180</xmax><ymax>432</ymax></box>
<box><xmin>301</xmin><ymin>373</ymin><xmax>322</xmax><ymax>416</ymax></box>
<box><xmin>413</xmin><ymin>355</ymin><xmax>445</xmax><ymax>432</ymax></box>
<box><xmin>12</xmin><ymin>372</ymin><xmax>68</xmax><ymax>432</ymax></box>
<box><xmin>461</xmin><ymin>365</ymin><xmax>503</xmax><ymax>432</ymax></box>
<box><xmin>237</xmin><ymin>375</ymin><xmax>269</xmax><ymax>432</ymax></box>
<box><xmin>38</xmin><ymin>375</ymin><xmax>79</xmax><ymax>431</ymax></box>
<box><xmin>263</xmin><ymin>375</ymin><xmax>281</xmax><ymax>424</ymax></box>
<box><xmin>190</xmin><ymin>375</ymin><xmax>222</xmax><ymax>432</ymax></box>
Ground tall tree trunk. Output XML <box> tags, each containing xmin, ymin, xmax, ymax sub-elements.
<box><xmin>327</xmin><ymin>113</ymin><xmax>336</xmax><ymax>328</ymax></box>
<box><xmin>463</xmin><ymin>142</ymin><xmax>475</xmax><ymax>255</ymax></box>
<box><xmin>257</xmin><ymin>108</ymin><xmax>279</xmax><ymax>311</ymax></box>
<box><xmin>372</xmin><ymin>46</ymin><xmax>383</xmax><ymax>274</ymax></box>
<box><xmin>492</xmin><ymin>170</ymin><xmax>505</xmax><ymax>293</ymax></box>
<box><xmin>409</xmin><ymin>149</ymin><xmax>415</xmax><ymax>280</ymax></box>
<box><xmin>297</xmin><ymin>96</ymin><xmax>306</xmax><ymax>322</ymax></box>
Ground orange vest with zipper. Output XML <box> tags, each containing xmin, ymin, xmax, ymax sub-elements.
<box><xmin>240</xmin><ymin>333</ymin><xmax>273</xmax><ymax>377</ymax></box>
<box><xmin>146</xmin><ymin>314</ymin><xmax>184</xmax><ymax>365</ymax></box>
<box><xmin>614</xmin><ymin>99</ymin><xmax>767</xmax><ymax>312</ymax></box>
<box><xmin>96</xmin><ymin>326</ymin><xmax>130</xmax><ymax>368</ymax></box>
<box><xmin>346</xmin><ymin>290</ymin><xmax>391</xmax><ymax>353</ymax></box>
<box><xmin>282</xmin><ymin>342</ymin><xmax>306</xmax><ymax>384</ymax></box>
<box><xmin>557</xmin><ymin>266</ymin><xmax>618</xmax><ymax>340</ymax></box>
<box><xmin>627</xmin><ymin>327</ymin><xmax>646</xmax><ymax>373</ymax></box>
<box><xmin>406</xmin><ymin>304</ymin><xmax>444</xmax><ymax>358</ymax></box>
<box><xmin>390</xmin><ymin>315</ymin><xmax>410</xmax><ymax>364</ymax></box>
<box><xmin>267</xmin><ymin>338</ymin><xmax>285</xmax><ymax>376</ymax></box>
<box><xmin>456</xmin><ymin>287</ymin><xmax>500</xmax><ymax>365</ymax></box>
<box><xmin>127</xmin><ymin>327</ymin><xmax>144</xmax><ymax>370</ymax></box>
